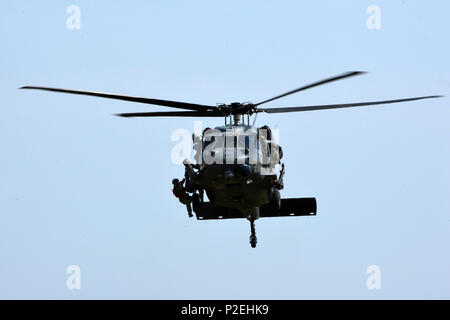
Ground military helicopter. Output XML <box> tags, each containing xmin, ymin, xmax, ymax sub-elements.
<box><xmin>21</xmin><ymin>71</ymin><xmax>442</xmax><ymax>248</ymax></box>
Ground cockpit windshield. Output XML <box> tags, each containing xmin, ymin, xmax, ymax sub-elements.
<box><xmin>200</xmin><ymin>126</ymin><xmax>275</xmax><ymax>165</ymax></box>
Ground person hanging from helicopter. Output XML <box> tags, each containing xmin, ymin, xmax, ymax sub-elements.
<box><xmin>172</xmin><ymin>178</ymin><xmax>193</xmax><ymax>218</ymax></box>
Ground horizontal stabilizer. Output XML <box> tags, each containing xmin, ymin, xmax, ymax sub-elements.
<box><xmin>195</xmin><ymin>198</ymin><xmax>317</xmax><ymax>220</ymax></box>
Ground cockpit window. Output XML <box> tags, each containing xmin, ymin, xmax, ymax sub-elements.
<box><xmin>201</xmin><ymin>127</ymin><xmax>264</xmax><ymax>165</ymax></box>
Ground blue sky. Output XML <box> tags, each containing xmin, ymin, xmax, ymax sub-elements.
<box><xmin>1</xmin><ymin>1</ymin><xmax>449</xmax><ymax>299</ymax></box>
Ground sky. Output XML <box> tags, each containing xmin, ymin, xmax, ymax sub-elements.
<box><xmin>1</xmin><ymin>1</ymin><xmax>449</xmax><ymax>299</ymax></box>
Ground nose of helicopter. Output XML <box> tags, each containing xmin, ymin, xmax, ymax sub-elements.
<box><xmin>237</xmin><ymin>164</ymin><xmax>252</xmax><ymax>177</ymax></box>
<box><xmin>224</xmin><ymin>164</ymin><xmax>252</xmax><ymax>184</ymax></box>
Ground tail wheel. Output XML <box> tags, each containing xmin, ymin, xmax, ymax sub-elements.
<box><xmin>249</xmin><ymin>219</ymin><xmax>257</xmax><ymax>248</ymax></box>
<box><xmin>250</xmin><ymin>236</ymin><xmax>257</xmax><ymax>248</ymax></box>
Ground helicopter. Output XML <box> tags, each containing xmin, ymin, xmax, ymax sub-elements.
<box><xmin>21</xmin><ymin>71</ymin><xmax>442</xmax><ymax>248</ymax></box>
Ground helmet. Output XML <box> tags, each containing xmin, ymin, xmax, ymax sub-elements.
<box><xmin>172</xmin><ymin>178</ymin><xmax>179</xmax><ymax>185</ymax></box>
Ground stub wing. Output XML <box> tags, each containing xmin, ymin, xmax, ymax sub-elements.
<box><xmin>195</xmin><ymin>198</ymin><xmax>317</xmax><ymax>220</ymax></box>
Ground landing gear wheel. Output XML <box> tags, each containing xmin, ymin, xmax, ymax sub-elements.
<box><xmin>272</xmin><ymin>189</ymin><xmax>281</xmax><ymax>210</ymax></box>
<box><xmin>192</xmin><ymin>193</ymin><xmax>200</xmax><ymax>213</ymax></box>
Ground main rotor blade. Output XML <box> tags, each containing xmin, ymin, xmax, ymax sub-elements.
<box><xmin>259</xmin><ymin>95</ymin><xmax>443</xmax><ymax>114</ymax></box>
<box><xmin>116</xmin><ymin>111</ymin><xmax>224</xmax><ymax>118</ymax></box>
<box><xmin>254</xmin><ymin>71</ymin><xmax>366</xmax><ymax>107</ymax></box>
<box><xmin>20</xmin><ymin>86</ymin><xmax>217</xmax><ymax>112</ymax></box>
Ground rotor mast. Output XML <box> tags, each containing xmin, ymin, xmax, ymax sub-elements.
<box><xmin>228</xmin><ymin>113</ymin><xmax>251</xmax><ymax>126</ymax></box>
<box><xmin>226</xmin><ymin>102</ymin><xmax>252</xmax><ymax>126</ymax></box>
<box><xmin>225</xmin><ymin>113</ymin><xmax>244</xmax><ymax>126</ymax></box>
<box><xmin>233</xmin><ymin>114</ymin><xmax>242</xmax><ymax>125</ymax></box>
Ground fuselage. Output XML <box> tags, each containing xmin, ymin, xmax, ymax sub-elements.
<box><xmin>194</xmin><ymin>124</ymin><xmax>281</xmax><ymax>215</ymax></box>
